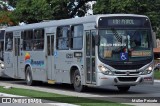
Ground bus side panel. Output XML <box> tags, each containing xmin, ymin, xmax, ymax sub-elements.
<box><xmin>54</xmin><ymin>50</ymin><xmax>72</xmax><ymax>83</ymax></box>
<box><xmin>18</xmin><ymin>51</ymin><xmax>25</xmax><ymax>79</ymax></box>
<box><xmin>4</xmin><ymin>52</ymin><xmax>14</xmax><ymax>78</ymax></box>
<box><xmin>54</xmin><ymin>50</ymin><xmax>84</xmax><ymax>84</ymax></box>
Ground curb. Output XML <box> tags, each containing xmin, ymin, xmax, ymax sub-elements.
<box><xmin>0</xmin><ymin>93</ymin><xmax>24</xmax><ymax>97</ymax></box>
<box><xmin>154</xmin><ymin>80</ymin><xmax>160</xmax><ymax>83</ymax></box>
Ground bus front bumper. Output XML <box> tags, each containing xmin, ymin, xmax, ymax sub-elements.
<box><xmin>0</xmin><ymin>68</ymin><xmax>10</xmax><ymax>78</ymax></box>
<box><xmin>97</xmin><ymin>72</ymin><xmax>154</xmax><ymax>86</ymax></box>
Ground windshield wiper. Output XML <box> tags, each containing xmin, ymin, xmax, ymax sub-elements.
<box><xmin>111</xmin><ymin>28</ymin><xmax>122</xmax><ymax>42</ymax></box>
<box><xmin>110</xmin><ymin>28</ymin><xmax>128</xmax><ymax>52</ymax></box>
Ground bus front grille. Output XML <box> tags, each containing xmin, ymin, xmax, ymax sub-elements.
<box><xmin>111</xmin><ymin>64</ymin><xmax>144</xmax><ymax>70</ymax></box>
<box><xmin>114</xmin><ymin>71</ymin><xmax>140</xmax><ymax>75</ymax></box>
<box><xmin>117</xmin><ymin>77</ymin><xmax>138</xmax><ymax>82</ymax></box>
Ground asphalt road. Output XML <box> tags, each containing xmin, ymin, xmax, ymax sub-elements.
<box><xmin>0</xmin><ymin>78</ymin><xmax>160</xmax><ymax>106</ymax></box>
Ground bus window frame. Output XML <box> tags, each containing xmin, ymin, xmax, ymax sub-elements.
<box><xmin>33</xmin><ymin>28</ymin><xmax>44</xmax><ymax>51</ymax></box>
<box><xmin>70</xmin><ymin>24</ymin><xmax>83</xmax><ymax>50</ymax></box>
<box><xmin>56</xmin><ymin>26</ymin><xmax>70</xmax><ymax>50</ymax></box>
<box><xmin>22</xmin><ymin>30</ymin><xmax>33</xmax><ymax>51</ymax></box>
<box><xmin>5</xmin><ymin>32</ymin><xmax>13</xmax><ymax>52</ymax></box>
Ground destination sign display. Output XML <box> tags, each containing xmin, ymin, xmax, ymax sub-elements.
<box><xmin>98</xmin><ymin>16</ymin><xmax>150</xmax><ymax>28</ymax></box>
<box><xmin>108</xmin><ymin>19</ymin><xmax>141</xmax><ymax>26</ymax></box>
<box><xmin>131</xmin><ymin>50</ymin><xmax>151</xmax><ymax>57</ymax></box>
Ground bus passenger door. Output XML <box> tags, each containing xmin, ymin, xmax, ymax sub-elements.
<box><xmin>14</xmin><ymin>37</ymin><xmax>21</xmax><ymax>78</ymax></box>
<box><xmin>85</xmin><ymin>30</ymin><xmax>96</xmax><ymax>84</ymax></box>
<box><xmin>46</xmin><ymin>34</ymin><xmax>54</xmax><ymax>80</ymax></box>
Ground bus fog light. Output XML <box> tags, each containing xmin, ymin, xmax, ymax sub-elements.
<box><xmin>148</xmin><ymin>66</ymin><xmax>152</xmax><ymax>71</ymax></box>
<box><xmin>144</xmin><ymin>77</ymin><xmax>152</xmax><ymax>81</ymax></box>
<box><xmin>146</xmin><ymin>65</ymin><xmax>153</xmax><ymax>74</ymax></box>
<box><xmin>1</xmin><ymin>63</ymin><xmax>4</xmax><ymax>69</ymax></box>
<box><xmin>98</xmin><ymin>65</ymin><xmax>112</xmax><ymax>75</ymax></box>
<box><xmin>140</xmin><ymin>65</ymin><xmax>153</xmax><ymax>75</ymax></box>
<box><xmin>140</xmin><ymin>70</ymin><xmax>152</xmax><ymax>75</ymax></box>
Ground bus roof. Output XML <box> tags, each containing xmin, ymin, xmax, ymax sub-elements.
<box><xmin>5</xmin><ymin>14</ymin><xmax>148</xmax><ymax>32</ymax></box>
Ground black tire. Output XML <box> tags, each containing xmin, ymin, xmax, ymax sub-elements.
<box><xmin>25</xmin><ymin>66</ymin><xmax>34</xmax><ymax>86</ymax></box>
<box><xmin>73</xmin><ymin>69</ymin><xmax>84</xmax><ymax>92</ymax></box>
<box><xmin>117</xmin><ymin>86</ymin><xmax>130</xmax><ymax>92</ymax></box>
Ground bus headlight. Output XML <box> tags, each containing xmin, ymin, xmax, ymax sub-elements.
<box><xmin>140</xmin><ymin>64</ymin><xmax>153</xmax><ymax>75</ymax></box>
<box><xmin>98</xmin><ymin>65</ymin><xmax>113</xmax><ymax>75</ymax></box>
<box><xmin>1</xmin><ymin>63</ymin><xmax>4</xmax><ymax>69</ymax></box>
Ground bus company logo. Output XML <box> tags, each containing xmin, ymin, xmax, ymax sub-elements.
<box><xmin>25</xmin><ymin>52</ymin><xmax>31</xmax><ymax>61</ymax></box>
<box><xmin>25</xmin><ymin>52</ymin><xmax>31</xmax><ymax>64</ymax></box>
<box><xmin>24</xmin><ymin>52</ymin><xmax>44</xmax><ymax>66</ymax></box>
<box><xmin>30</xmin><ymin>60</ymin><xmax>44</xmax><ymax>67</ymax></box>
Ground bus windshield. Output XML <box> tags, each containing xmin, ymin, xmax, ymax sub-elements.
<box><xmin>98</xmin><ymin>29</ymin><xmax>152</xmax><ymax>62</ymax></box>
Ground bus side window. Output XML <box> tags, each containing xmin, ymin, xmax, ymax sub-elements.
<box><xmin>33</xmin><ymin>29</ymin><xmax>44</xmax><ymax>50</ymax></box>
<box><xmin>70</xmin><ymin>25</ymin><xmax>83</xmax><ymax>50</ymax></box>
<box><xmin>23</xmin><ymin>30</ymin><xmax>33</xmax><ymax>51</ymax></box>
<box><xmin>5</xmin><ymin>32</ymin><xmax>13</xmax><ymax>51</ymax></box>
<box><xmin>92</xmin><ymin>31</ymin><xmax>96</xmax><ymax>56</ymax></box>
<box><xmin>56</xmin><ymin>26</ymin><xmax>69</xmax><ymax>50</ymax></box>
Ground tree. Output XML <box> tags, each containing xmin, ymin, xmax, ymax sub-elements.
<box><xmin>7</xmin><ymin>0</ymin><xmax>18</xmax><ymax>7</ymax></box>
<box><xmin>48</xmin><ymin>0</ymin><xmax>70</xmax><ymax>19</ymax></box>
<box><xmin>48</xmin><ymin>0</ymin><xmax>90</xmax><ymax>19</ymax></box>
<box><xmin>50</xmin><ymin>0</ymin><xmax>99</xmax><ymax>18</ymax></box>
<box><xmin>67</xmin><ymin>0</ymin><xmax>96</xmax><ymax>17</ymax></box>
<box><xmin>93</xmin><ymin>0</ymin><xmax>150</xmax><ymax>14</ymax></box>
<box><xmin>0</xmin><ymin>0</ymin><xmax>17</xmax><ymax>26</ymax></box>
<box><xmin>93</xmin><ymin>0</ymin><xmax>111</xmax><ymax>14</ymax></box>
<box><xmin>0</xmin><ymin>10</ymin><xmax>17</xmax><ymax>26</ymax></box>
<box><xmin>13</xmin><ymin>0</ymin><xmax>52</xmax><ymax>23</ymax></box>
<box><xmin>13</xmin><ymin>0</ymin><xmax>97</xmax><ymax>23</ymax></box>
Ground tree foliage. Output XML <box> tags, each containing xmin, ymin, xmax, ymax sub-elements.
<box><xmin>48</xmin><ymin>0</ymin><xmax>70</xmax><ymax>20</ymax></box>
<box><xmin>0</xmin><ymin>11</ymin><xmax>17</xmax><ymax>26</ymax></box>
<box><xmin>46</xmin><ymin>0</ymin><xmax>92</xmax><ymax>19</ymax></box>
<box><xmin>13</xmin><ymin>0</ymin><xmax>92</xmax><ymax>23</ymax></box>
<box><xmin>7</xmin><ymin>0</ymin><xmax>18</xmax><ymax>7</ymax></box>
<box><xmin>67</xmin><ymin>0</ymin><xmax>92</xmax><ymax>17</ymax></box>
<box><xmin>13</xmin><ymin>0</ymin><xmax>52</xmax><ymax>23</ymax></box>
<box><xmin>0</xmin><ymin>0</ymin><xmax>17</xmax><ymax>26</ymax></box>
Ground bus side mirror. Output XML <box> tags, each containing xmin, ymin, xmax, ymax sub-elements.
<box><xmin>95</xmin><ymin>35</ymin><xmax>99</xmax><ymax>45</ymax></box>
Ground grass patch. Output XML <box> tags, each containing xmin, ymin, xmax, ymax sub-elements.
<box><xmin>154</xmin><ymin>70</ymin><xmax>160</xmax><ymax>79</ymax></box>
<box><xmin>0</xmin><ymin>86</ymin><xmax>129</xmax><ymax>106</ymax></box>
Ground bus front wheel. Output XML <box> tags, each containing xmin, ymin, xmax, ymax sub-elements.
<box><xmin>25</xmin><ymin>66</ymin><xmax>34</xmax><ymax>86</ymax></box>
<box><xmin>117</xmin><ymin>86</ymin><xmax>130</xmax><ymax>92</ymax></box>
<box><xmin>73</xmin><ymin>69</ymin><xmax>84</xmax><ymax>92</ymax></box>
